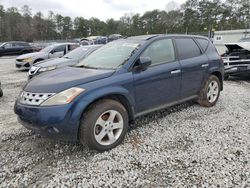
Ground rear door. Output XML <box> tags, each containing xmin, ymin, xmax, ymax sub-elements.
<box><xmin>174</xmin><ymin>37</ymin><xmax>209</xmax><ymax>99</ymax></box>
<box><xmin>12</xmin><ymin>43</ymin><xmax>23</xmax><ymax>54</ymax></box>
<box><xmin>133</xmin><ymin>38</ymin><xmax>181</xmax><ymax>113</ymax></box>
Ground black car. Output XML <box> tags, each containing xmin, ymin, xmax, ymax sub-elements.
<box><xmin>0</xmin><ymin>82</ymin><xmax>3</xmax><ymax>97</ymax></box>
<box><xmin>0</xmin><ymin>41</ymin><xmax>38</xmax><ymax>56</ymax></box>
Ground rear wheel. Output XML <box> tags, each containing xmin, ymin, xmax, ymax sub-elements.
<box><xmin>21</xmin><ymin>50</ymin><xmax>28</xmax><ymax>54</ymax></box>
<box><xmin>198</xmin><ymin>75</ymin><xmax>221</xmax><ymax>107</ymax></box>
<box><xmin>224</xmin><ymin>75</ymin><xmax>229</xmax><ymax>80</ymax></box>
<box><xmin>79</xmin><ymin>99</ymin><xmax>128</xmax><ymax>151</ymax></box>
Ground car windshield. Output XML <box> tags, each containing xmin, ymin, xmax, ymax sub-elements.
<box><xmin>0</xmin><ymin>42</ymin><xmax>7</xmax><ymax>47</ymax></box>
<box><xmin>64</xmin><ymin>46</ymin><xmax>90</xmax><ymax>59</ymax></box>
<box><xmin>40</xmin><ymin>45</ymin><xmax>56</xmax><ymax>53</ymax></box>
<box><xmin>77</xmin><ymin>41</ymin><xmax>140</xmax><ymax>69</ymax></box>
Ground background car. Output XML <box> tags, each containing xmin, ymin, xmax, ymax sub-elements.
<box><xmin>80</xmin><ymin>36</ymin><xmax>108</xmax><ymax>46</ymax></box>
<box><xmin>0</xmin><ymin>41</ymin><xmax>38</xmax><ymax>56</ymax></box>
<box><xmin>28</xmin><ymin>45</ymin><xmax>102</xmax><ymax>79</ymax></box>
<box><xmin>222</xmin><ymin>37</ymin><xmax>250</xmax><ymax>78</ymax></box>
<box><xmin>108</xmin><ymin>34</ymin><xmax>123</xmax><ymax>42</ymax></box>
<box><xmin>15</xmin><ymin>43</ymin><xmax>79</xmax><ymax>70</ymax></box>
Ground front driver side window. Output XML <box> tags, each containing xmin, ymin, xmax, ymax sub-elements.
<box><xmin>141</xmin><ymin>39</ymin><xmax>175</xmax><ymax>65</ymax></box>
<box><xmin>4</xmin><ymin>43</ymin><xmax>12</xmax><ymax>49</ymax></box>
<box><xmin>53</xmin><ymin>45</ymin><xmax>66</xmax><ymax>53</ymax></box>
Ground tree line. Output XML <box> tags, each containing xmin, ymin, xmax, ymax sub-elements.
<box><xmin>0</xmin><ymin>0</ymin><xmax>249</xmax><ymax>42</ymax></box>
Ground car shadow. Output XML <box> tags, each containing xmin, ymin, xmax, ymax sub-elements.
<box><xmin>225</xmin><ymin>76</ymin><xmax>250</xmax><ymax>82</ymax></box>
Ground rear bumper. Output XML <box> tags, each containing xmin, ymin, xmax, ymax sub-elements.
<box><xmin>14</xmin><ymin>100</ymin><xmax>89</xmax><ymax>141</ymax></box>
<box><xmin>224</xmin><ymin>64</ymin><xmax>250</xmax><ymax>77</ymax></box>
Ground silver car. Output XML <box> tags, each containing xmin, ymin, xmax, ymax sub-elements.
<box><xmin>28</xmin><ymin>45</ymin><xmax>102</xmax><ymax>79</ymax></box>
<box><xmin>15</xmin><ymin>43</ymin><xmax>79</xmax><ymax>70</ymax></box>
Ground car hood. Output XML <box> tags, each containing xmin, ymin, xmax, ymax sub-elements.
<box><xmin>16</xmin><ymin>51</ymin><xmax>47</xmax><ymax>60</ymax></box>
<box><xmin>35</xmin><ymin>57</ymin><xmax>75</xmax><ymax>68</ymax></box>
<box><xmin>24</xmin><ymin>66</ymin><xmax>115</xmax><ymax>93</ymax></box>
<box><xmin>225</xmin><ymin>42</ymin><xmax>250</xmax><ymax>52</ymax></box>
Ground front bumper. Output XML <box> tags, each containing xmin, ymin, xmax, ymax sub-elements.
<box><xmin>16</xmin><ymin>60</ymin><xmax>31</xmax><ymax>70</ymax></box>
<box><xmin>14</xmin><ymin>100</ymin><xmax>89</xmax><ymax>141</ymax></box>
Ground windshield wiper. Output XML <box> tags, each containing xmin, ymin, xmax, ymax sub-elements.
<box><xmin>75</xmin><ymin>65</ymin><xmax>98</xmax><ymax>69</ymax></box>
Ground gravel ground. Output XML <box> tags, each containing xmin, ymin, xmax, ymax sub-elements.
<box><xmin>0</xmin><ymin>57</ymin><xmax>249</xmax><ymax>187</ymax></box>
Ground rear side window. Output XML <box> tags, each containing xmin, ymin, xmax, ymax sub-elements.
<box><xmin>68</xmin><ymin>44</ymin><xmax>79</xmax><ymax>51</ymax></box>
<box><xmin>175</xmin><ymin>38</ymin><xmax>201</xmax><ymax>60</ymax></box>
<box><xmin>196</xmin><ymin>38</ymin><xmax>209</xmax><ymax>52</ymax></box>
<box><xmin>141</xmin><ymin>39</ymin><xmax>175</xmax><ymax>65</ymax></box>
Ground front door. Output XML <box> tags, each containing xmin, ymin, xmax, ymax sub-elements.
<box><xmin>49</xmin><ymin>45</ymin><xmax>66</xmax><ymax>58</ymax></box>
<box><xmin>133</xmin><ymin>38</ymin><xmax>181</xmax><ymax>113</ymax></box>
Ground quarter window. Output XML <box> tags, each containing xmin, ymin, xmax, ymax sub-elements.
<box><xmin>175</xmin><ymin>38</ymin><xmax>201</xmax><ymax>60</ymax></box>
<box><xmin>141</xmin><ymin>39</ymin><xmax>175</xmax><ymax>65</ymax></box>
<box><xmin>196</xmin><ymin>38</ymin><xmax>209</xmax><ymax>52</ymax></box>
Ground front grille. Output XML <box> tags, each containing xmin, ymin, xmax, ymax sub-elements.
<box><xmin>20</xmin><ymin>91</ymin><xmax>55</xmax><ymax>106</ymax></box>
<box><xmin>16</xmin><ymin>64</ymin><xmax>22</xmax><ymax>68</ymax></box>
<box><xmin>223</xmin><ymin>56</ymin><xmax>250</xmax><ymax>66</ymax></box>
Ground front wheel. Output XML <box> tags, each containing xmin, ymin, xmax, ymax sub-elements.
<box><xmin>0</xmin><ymin>88</ymin><xmax>3</xmax><ymax>97</ymax></box>
<box><xmin>79</xmin><ymin>99</ymin><xmax>128</xmax><ymax>151</ymax></box>
<box><xmin>198</xmin><ymin>75</ymin><xmax>221</xmax><ymax>107</ymax></box>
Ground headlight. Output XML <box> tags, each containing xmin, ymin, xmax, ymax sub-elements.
<box><xmin>38</xmin><ymin>65</ymin><xmax>57</xmax><ymax>72</ymax></box>
<box><xmin>22</xmin><ymin>58</ymin><xmax>33</xmax><ymax>62</ymax></box>
<box><xmin>40</xmin><ymin>87</ymin><xmax>85</xmax><ymax>106</ymax></box>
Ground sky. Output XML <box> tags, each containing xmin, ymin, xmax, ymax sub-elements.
<box><xmin>0</xmin><ymin>0</ymin><xmax>186</xmax><ymax>21</ymax></box>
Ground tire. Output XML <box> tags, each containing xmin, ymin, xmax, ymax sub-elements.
<box><xmin>21</xmin><ymin>50</ymin><xmax>28</xmax><ymax>55</ymax></box>
<box><xmin>198</xmin><ymin>75</ymin><xmax>221</xmax><ymax>107</ymax></box>
<box><xmin>224</xmin><ymin>75</ymin><xmax>229</xmax><ymax>80</ymax></box>
<box><xmin>79</xmin><ymin>99</ymin><xmax>129</xmax><ymax>151</ymax></box>
<box><xmin>34</xmin><ymin>59</ymin><xmax>44</xmax><ymax>64</ymax></box>
<box><xmin>0</xmin><ymin>88</ymin><xmax>3</xmax><ymax>97</ymax></box>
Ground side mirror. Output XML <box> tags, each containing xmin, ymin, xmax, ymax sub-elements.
<box><xmin>1</xmin><ymin>46</ymin><xmax>5</xmax><ymax>49</ymax></box>
<box><xmin>50</xmin><ymin>50</ymin><xmax>54</xmax><ymax>54</ymax></box>
<box><xmin>135</xmin><ymin>57</ymin><xmax>152</xmax><ymax>71</ymax></box>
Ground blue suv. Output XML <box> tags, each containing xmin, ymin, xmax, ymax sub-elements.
<box><xmin>14</xmin><ymin>35</ymin><xmax>224</xmax><ymax>151</ymax></box>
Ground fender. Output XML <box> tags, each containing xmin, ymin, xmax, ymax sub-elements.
<box><xmin>70</xmin><ymin>86</ymin><xmax>135</xmax><ymax>125</ymax></box>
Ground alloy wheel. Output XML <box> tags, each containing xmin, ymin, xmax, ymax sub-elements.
<box><xmin>207</xmin><ymin>80</ymin><xmax>219</xmax><ymax>103</ymax></box>
<box><xmin>94</xmin><ymin>110</ymin><xmax>124</xmax><ymax>146</ymax></box>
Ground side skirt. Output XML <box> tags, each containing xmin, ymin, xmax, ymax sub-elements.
<box><xmin>134</xmin><ymin>95</ymin><xmax>198</xmax><ymax>118</ymax></box>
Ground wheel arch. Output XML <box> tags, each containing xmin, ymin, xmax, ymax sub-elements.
<box><xmin>75</xmin><ymin>89</ymin><xmax>136</xmax><ymax>140</ymax></box>
<box><xmin>34</xmin><ymin>58</ymin><xmax>44</xmax><ymax>64</ymax></box>
<box><xmin>211</xmin><ymin>71</ymin><xmax>223</xmax><ymax>90</ymax></box>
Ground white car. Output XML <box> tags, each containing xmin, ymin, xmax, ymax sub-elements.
<box><xmin>15</xmin><ymin>43</ymin><xmax>79</xmax><ymax>70</ymax></box>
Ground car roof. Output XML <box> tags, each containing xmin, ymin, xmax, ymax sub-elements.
<box><xmin>8</xmin><ymin>41</ymin><xmax>29</xmax><ymax>44</ymax></box>
<box><xmin>127</xmin><ymin>34</ymin><xmax>209</xmax><ymax>41</ymax></box>
<box><xmin>80</xmin><ymin>44</ymin><xmax>103</xmax><ymax>49</ymax></box>
<box><xmin>51</xmin><ymin>42</ymin><xmax>78</xmax><ymax>47</ymax></box>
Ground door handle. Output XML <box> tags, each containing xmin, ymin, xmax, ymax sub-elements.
<box><xmin>201</xmin><ymin>64</ymin><xmax>209</xmax><ymax>68</ymax></box>
<box><xmin>170</xmin><ymin>69</ymin><xmax>181</xmax><ymax>74</ymax></box>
